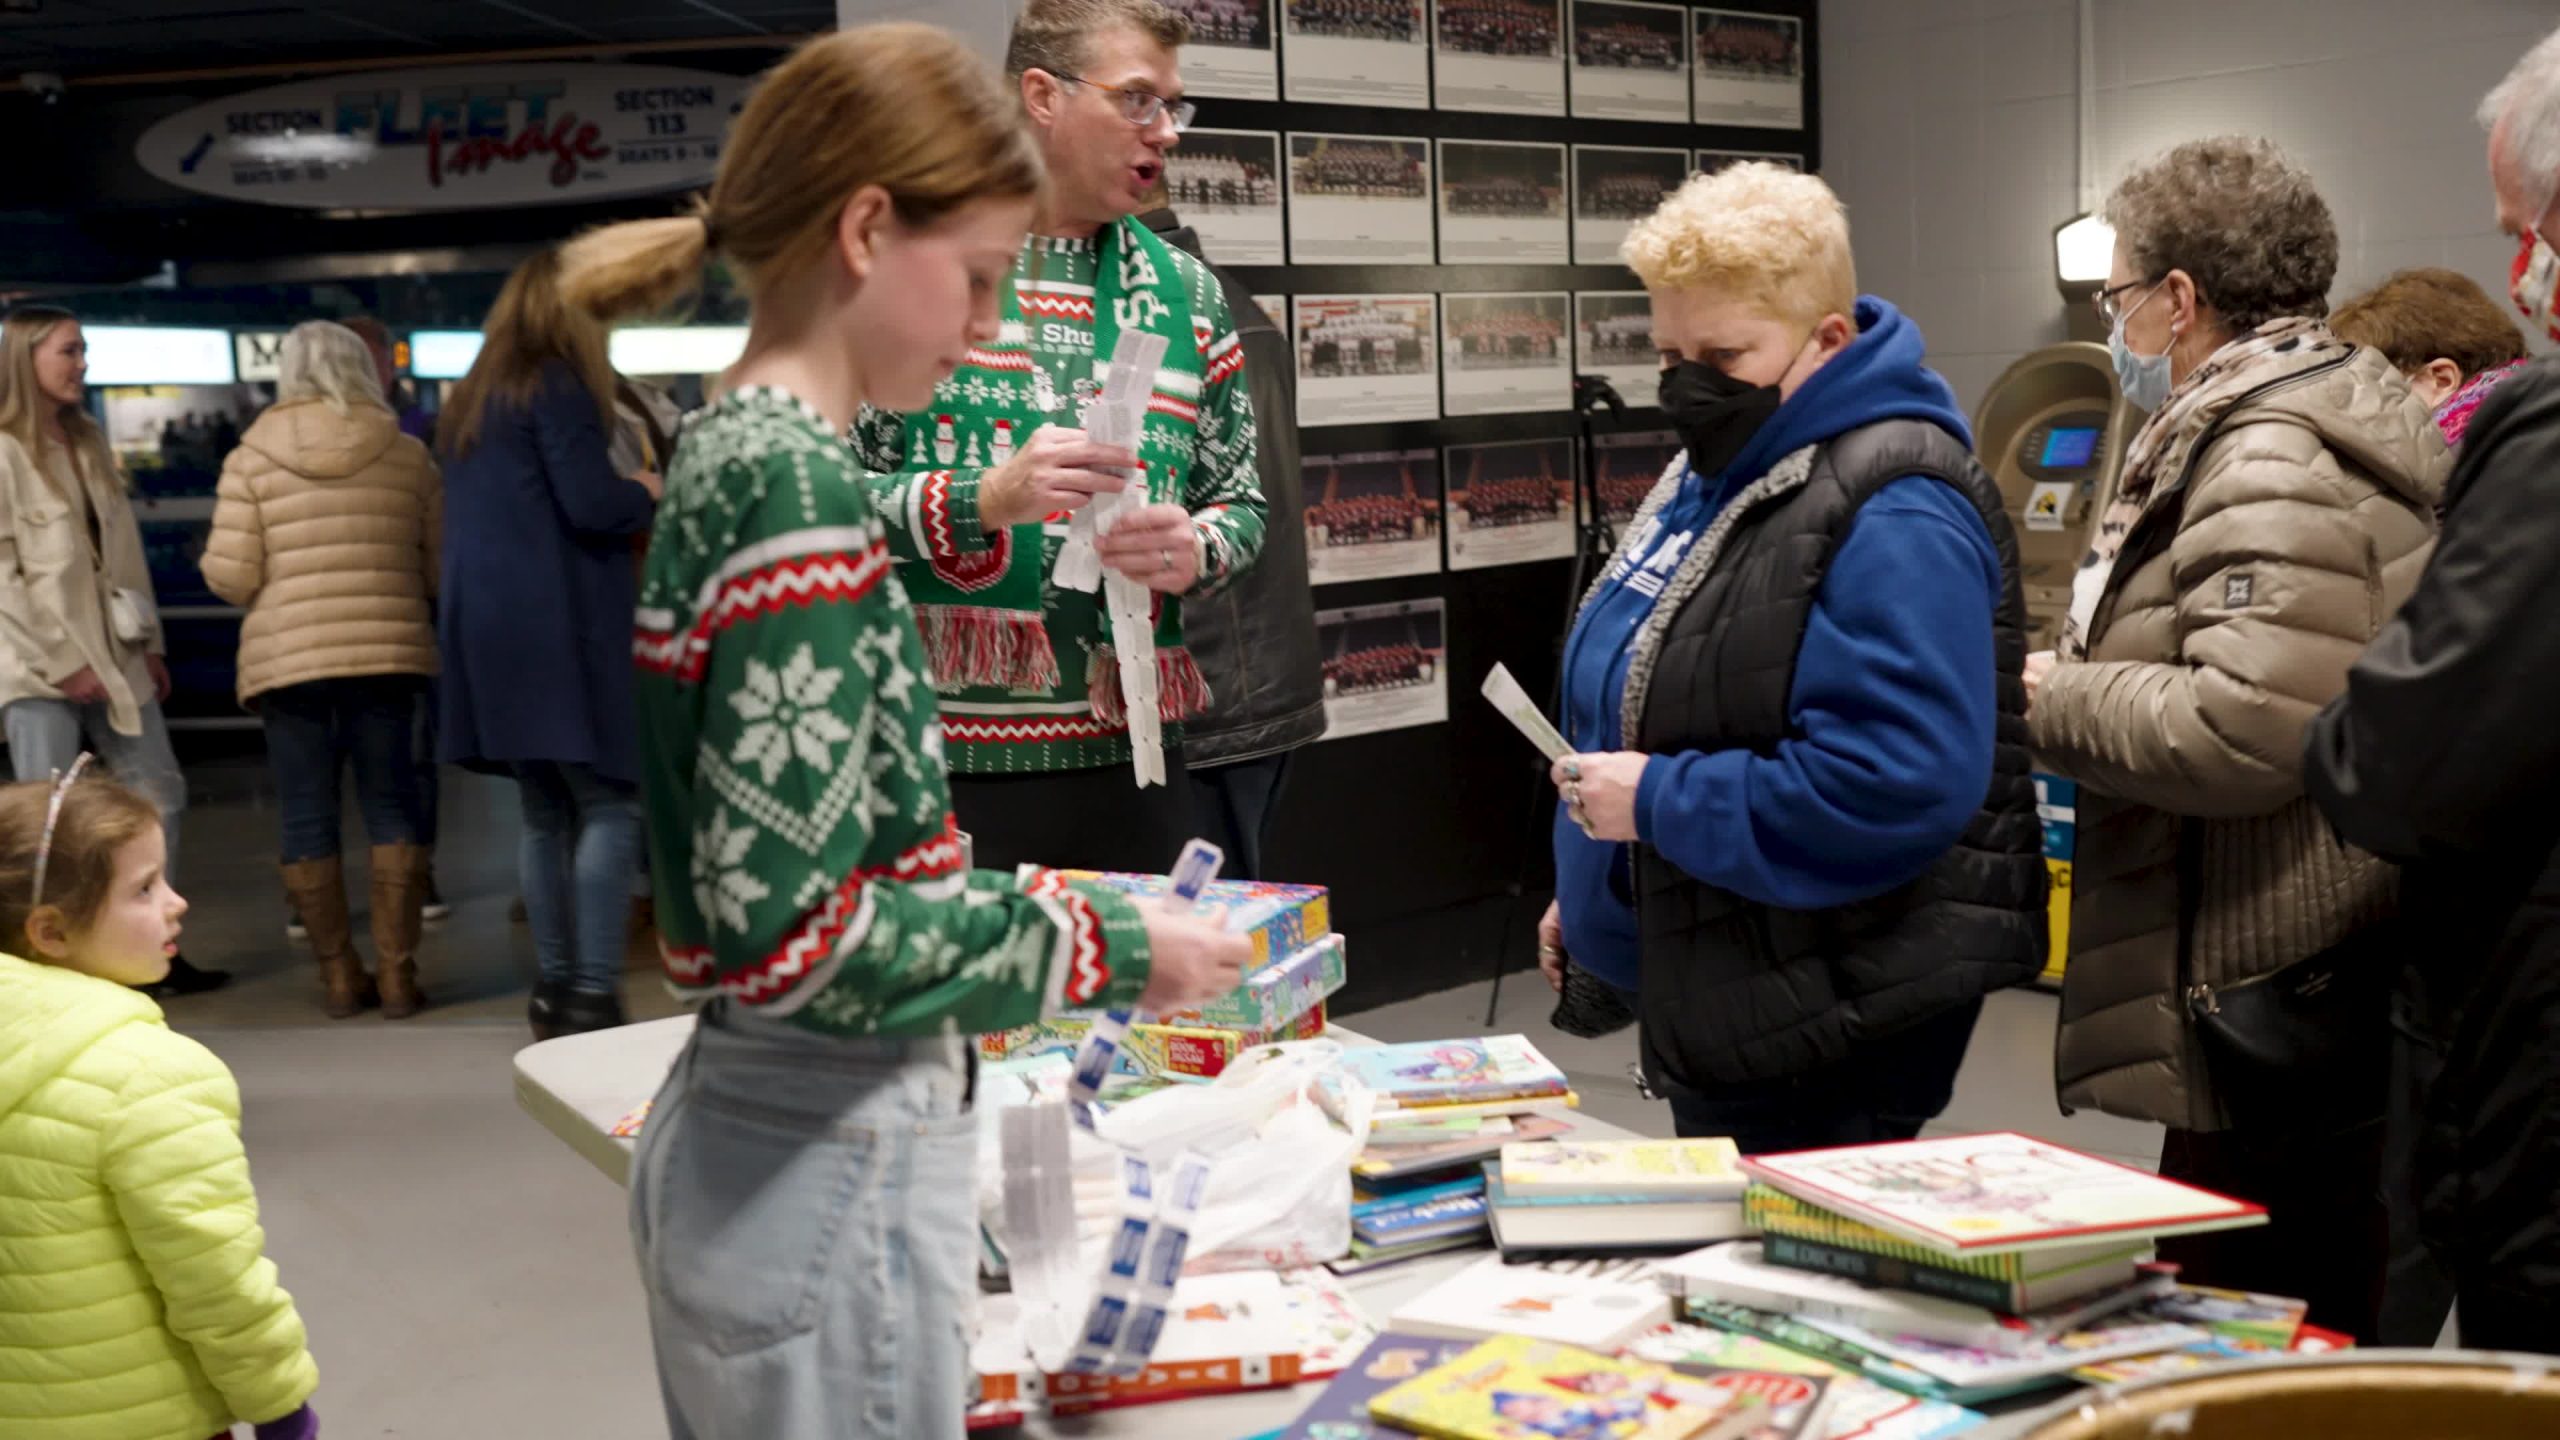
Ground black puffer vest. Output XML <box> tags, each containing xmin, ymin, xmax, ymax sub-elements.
<box><xmin>1611</xmin><ymin>418</ymin><xmax>2047</xmax><ymax>1094</ymax></box>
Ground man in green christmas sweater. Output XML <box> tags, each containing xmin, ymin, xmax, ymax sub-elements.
<box><xmin>855</xmin><ymin>0</ymin><xmax>1268</xmax><ymax>873</ymax></box>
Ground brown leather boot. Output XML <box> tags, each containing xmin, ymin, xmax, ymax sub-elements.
<box><xmin>370</xmin><ymin>842</ymin><xmax>432</xmax><ymax>1019</ymax></box>
<box><xmin>280</xmin><ymin>857</ymin><xmax>374</xmax><ymax>1018</ymax></box>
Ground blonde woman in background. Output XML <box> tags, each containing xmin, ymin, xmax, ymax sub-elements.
<box><xmin>0</xmin><ymin>306</ymin><xmax>220</xmax><ymax>998</ymax></box>
<box><xmin>204</xmin><ymin>320</ymin><xmax>442</xmax><ymax>1019</ymax></box>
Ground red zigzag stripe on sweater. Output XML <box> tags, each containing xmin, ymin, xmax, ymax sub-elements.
<box><xmin>1021</xmin><ymin>868</ymin><xmax>1111</xmax><ymax>1007</ymax></box>
<box><xmin>633</xmin><ymin>545</ymin><xmax>893</xmax><ymax>683</ymax></box>
<box><xmin>964</xmin><ymin>348</ymin><xmax>1037</xmax><ymax>373</ymax></box>
<box><xmin>942</xmin><ymin>712</ymin><xmax>1128</xmax><ymax>744</ymax></box>
<box><xmin>725</xmin><ymin>821</ymin><xmax>970</xmax><ymax>1004</ymax></box>
<box><xmin>1018</xmin><ymin>295</ymin><xmax>1096</xmax><ymax>321</ymax></box>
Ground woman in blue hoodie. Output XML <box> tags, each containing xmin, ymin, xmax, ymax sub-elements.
<box><xmin>1536</xmin><ymin>163</ymin><xmax>2046</xmax><ymax>1153</ymax></box>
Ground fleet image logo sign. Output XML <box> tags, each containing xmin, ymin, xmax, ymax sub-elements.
<box><xmin>134</xmin><ymin>63</ymin><xmax>747</xmax><ymax>211</ymax></box>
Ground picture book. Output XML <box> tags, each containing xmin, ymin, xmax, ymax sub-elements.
<box><xmin>1755</xmin><ymin>1231</ymin><xmax>2144</xmax><ymax>1317</ymax></box>
<box><xmin>1345</xmin><ymin>1035</ymin><xmax>1572</xmax><ymax>1110</ymax></box>
<box><xmin>1651</xmin><ymin>1361</ymin><xmax>1831</xmax><ymax>1440</ymax></box>
<box><xmin>1683</xmin><ymin>1300</ymin><xmax>1982</xmax><ymax>1405</ymax></box>
<box><xmin>1657</xmin><ymin>1244</ymin><xmax>2175</xmax><ymax>1356</ymax></box>
<box><xmin>1333</xmin><ymin>1232</ymin><xmax>1493</xmax><ymax>1275</ymax></box>
<box><xmin>1744</xmin><ymin>1186</ymin><xmax>2153</xmax><ymax>1307</ymax></box>
<box><xmin>1366</xmin><ymin>1334</ymin><xmax>1760</xmax><ymax>1440</ymax></box>
<box><xmin>1740</xmin><ymin>1134</ymin><xmax>2266</xmax><ymax>1256</ymax></box>
<box><xmin>1057</xmin><ymin>870</ymin><xmax>1331</xmax><ymax>965</ymax></box>
<box><xmin>1359</xmin><ymin>1115</ymin><xmax>1576</xmax><ymax>1182</ymax></box>
<box><xmin>1390</xmin><ymin>1255</ymin><xmax>1673</xmax><ymax>1351</ymax></box>
<box><xmin>1168</xmin><ymin>932</ymin><xmax>1346</xmax><ymax>1034</ymax></box>
<box><xmin>2068</xmin><ymin>1334</ymin><xmax>2277</xmax><ymax>1387</ymax></box>
<box><xmin>1488</xmin><ymin>1171</ymin><xmax>1750</xmax><ymax>1252</ymax></box>
<box><xmin>1357</xmin><ymin>1189</ymin><xmax>1493</xmax><ymax>1247</ymax></box>
<box><xmin>2137</xmin><ymin>1284</ymin><xmax>2309</xmax><ymax>1348</ymax></box>
<box><xmin>1281</xmin><ymin>1332</ymin><xmax>1484</xmax><ymax>1440</ymax></box>
<box><xmin>1503</xmin><ymin>1139</ymin><xmax>1748</xmax><ymax>1200</ymax></box>
<box><xmin>973</xmin><ymin>1267</ymin><xmax>1372</xmax><ymax>1418</ymax></box>
<box><xmin>1628</xmin><ymin>1326</ymin><xmax>1987</xmax><ymax>1440</ymax></box>
<box><xmin>1792</xmin><ymin>1314</ymin><xmax>2209</xmax><ymax>1399</ymax></box>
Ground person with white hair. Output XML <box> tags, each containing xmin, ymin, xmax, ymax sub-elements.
<box><xmin>2304</xmin><ymin>23</ymin><xmax>2560</xmax><ymax>1354</ymax></box>
<box><xmin>203</xmin><ymin>319</ymin><xmax>443</xmax><ymax>1021</ymax></box>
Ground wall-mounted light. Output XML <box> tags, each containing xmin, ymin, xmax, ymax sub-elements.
<box><xmin>2053</xmin><ymin>213</ymin><xmax>2115</xmax><ymax>300</ymax></box>
<box><xmin>85</xmin><ymin>327</ymin><xmax>235</xmax><ymax>386</ymax></box>
<box><xmin>408</xmin><ymin>330</ymin><xmax>484</xmax><ymax>381</ymax></box>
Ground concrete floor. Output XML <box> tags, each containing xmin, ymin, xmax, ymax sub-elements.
<box><xmin>160</xmin><ymin>755</ymin><xmax>2166</xmax><ymax>1436</ymax></box>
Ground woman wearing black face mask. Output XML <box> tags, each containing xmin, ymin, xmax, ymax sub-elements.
<box><xmin>1534</xmin><ymin>162</ymin><xmax>2045</xmax><ymax>1155</ymax></box>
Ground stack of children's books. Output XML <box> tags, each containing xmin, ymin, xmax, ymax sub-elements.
<box><xmin>1330</xmin><ymin>1036</ymin><xmax>1578</xmax><ymax>1273</ymax></box>
<box><xmin>1487</xmin><ymin>1138</ymin><xmax>1754</xmax><ymax>1256</ymax></box>
<box><xmin>979</xmin><ymin>875</ymin><xmax>1344</xmax><ymax>1079</ymax></box>
<box><xmin>1646</xmin><ymin>1132</ymin><xmax>2294</xmax><ymax>1407</ymax></box>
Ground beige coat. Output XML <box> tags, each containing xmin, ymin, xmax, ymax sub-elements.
<box><xmin>0</xmin><ymin>431</ymin><xmax>161</xmax><ymax>736</ymax></box>
<box><xmin>2032</xmin><ymin>342</ymin><xmax>2447</xmax><ymax>1131</ymax></box>
<box><xmin>201</xmin><ymin>399</ymin><xmax>441</xmax><ymax>704</ymax></box>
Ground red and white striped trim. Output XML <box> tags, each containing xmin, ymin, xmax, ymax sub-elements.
<box><xmin>964</xmin><ymin>348</ymin><xmax>1037</xmax><ymax>373</ymax></box>
<box><xmin>1205</xmin><ymin>343</ymin><xmax>1246</xmax><ymax>387</ymax></box>
<box><xmin>634</xmin><ymin>544</ymin><xmax>893</xmax><ymax>683</ymax></box>
<box><xmin>661</xmin><ymin>941</ymin><xmax>715</xmax><ymax>987</ymax></box>
<box><xmin>725</xmin><ymin>821</ymin><xmax>970</xmax><ymax>1007</ymax></box>
<box><xmin>1018</xmin><ymin>294</ymin><xmax>1096</xmax><ymax>322</ymax></box>
<box><xmin>1022</xmin><ymin>867</ymin><xmax>1112</xmax><ymax>1009</ymax></box>
<box><xmin>942</xmin><ymin>712</ymin><xmax>1128</xmax><ymax>745</ymax></box>
<box><xmin>1146</xmin><ymin>393</ymin><xmax>1201</xmax><ymax>425</ymax></box>
<box><xmin>914</xmin><ymin>470</ymin><xmax>962</xmax><ymax>560</ymax></box>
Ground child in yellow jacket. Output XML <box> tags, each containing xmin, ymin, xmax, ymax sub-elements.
<box><xmin>0</xmin><ymin>763</ymin><xmax>318</xmax><ymax>1439</ymax></box>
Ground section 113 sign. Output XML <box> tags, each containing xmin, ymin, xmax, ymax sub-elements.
<box><xmin>135</xmin><ymin>63</ymin><xmax>746</xmax><ymax>211</ymax></box>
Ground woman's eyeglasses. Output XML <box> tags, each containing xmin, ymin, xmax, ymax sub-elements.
<box><xmin>1053</xmin><ymin>72</ymin><xmax>1197</xmax><ymax>133</ymax></box>
<box><xmin>2092</xmin><ymin>277</ymin><xmax>2161</xmax><ymax>325</ymax></box>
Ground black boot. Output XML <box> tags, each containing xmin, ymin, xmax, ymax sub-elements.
<box><xmin>528</xmin><ymin>978</ymin><xmax>570</xmax><ymax>1041</ymax></box>
<box><xmin>558</xmin><ymin>986</ymin><xmax>626</xmax><ymax>1036</ymax></box>
<box><xmin>143</xmin><ymin>953</ymin><xmax>232</xmax><ymax>999</ymax></box>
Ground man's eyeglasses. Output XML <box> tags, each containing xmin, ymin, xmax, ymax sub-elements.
<box><xmin>2092</xmin><ymin>276</ymin><xmax>2161</xmax><ymax>325</ymax></box>
<box><xmin>1052</xmin><ymin>71</ymin><xmax>1196</xmax><ymax>132</ymax></box>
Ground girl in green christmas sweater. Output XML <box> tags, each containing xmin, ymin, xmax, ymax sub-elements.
<box><xmin>555</xmin><ymin>26</ymin><xmax>1250</xmax><ymax>1439</ymax></box>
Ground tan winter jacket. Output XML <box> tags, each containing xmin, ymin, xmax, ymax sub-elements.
<box><xmin>201</xmin><ymin>399</ymin><xmax>441</xmax><ymax>704</ymax></box>
<box><xmin>2032</xmin><ymin>341</ymin><xmax>2447</xmax><ymax>1132</ymax></box>
<box><xmin>0</xmin><ymin>431</ymin><xmax>161</xmax><ymax>736</ymax></box>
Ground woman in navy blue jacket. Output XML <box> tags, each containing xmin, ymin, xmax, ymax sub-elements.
<box><xmin>436</xmin><ymin>248</ymin><xmax>659</xmax><ymax>1037</ymax></box>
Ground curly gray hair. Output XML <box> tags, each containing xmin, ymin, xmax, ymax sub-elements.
<box><xmin>2103</xmin><ymin>136</ymin><xmax>2338</xmax><ymax>332</ymax></box>
<box><xmin>2482</xmin><ymin>23</ymin><xmax>2560</xmax><ymax>210</ymax></box>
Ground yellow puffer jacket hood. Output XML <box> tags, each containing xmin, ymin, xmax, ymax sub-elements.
<box><xmin>0</xmin><ymin>954</ymin><xmax>318</xmax><ymax>1439</ymax></box>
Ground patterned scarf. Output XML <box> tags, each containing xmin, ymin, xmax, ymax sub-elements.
<box><xmin>2432</xmin><ymin>358</ymin><xmax>2527</xmax><ymax>448</ymax></box>
<box><xmin>2058</xmin><ymin>316</ymin><xmax>2351</xmax><ymax>660</ymax></box>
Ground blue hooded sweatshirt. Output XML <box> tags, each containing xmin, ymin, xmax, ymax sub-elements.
<box><xmin>1555</xmin><ymin>296</ymin><xmax>2001</xmax><ymax>991</ymax></box>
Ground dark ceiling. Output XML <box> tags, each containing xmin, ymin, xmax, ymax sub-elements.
<box><xmin>0</xmin><ymin>0</ymin><xmax>834</xmax><ymax>80</ymax></box>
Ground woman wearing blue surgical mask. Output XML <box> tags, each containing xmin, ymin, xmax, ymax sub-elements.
<box><xmin>2024</xmin><ymin>136</ymin><xmax>2449</xmax><ymax>1343</ymax></box>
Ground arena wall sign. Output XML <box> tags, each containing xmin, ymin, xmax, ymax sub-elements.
<box><xmin>134</xmin><ymin>63</ymin><xmax>747</xmax><ymax>211</ymax></box>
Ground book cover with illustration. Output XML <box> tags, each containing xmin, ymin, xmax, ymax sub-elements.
<box><xmin>1741</xmin><ymin>1133</ymin><xmax>2266</xmax><ymax>1256</ymax></box>
<box><xmin>1345</xmin><ymin>1035</ymin><xmax>1572</xmax><ymax>1110</ymax></box>
<box><xmin>1283</xmin><ymin>1332</ymin><xmax>1483</xmax><ymax>1440</ymax></box>
<box><xmin>1628</xmin><ymin>1326</ymin><xmax>1985</xmax><ymax>1440</ymax></box>
<box><xmin>2138</xmin><ymin>1283</ymin><xmax>2308</xmax><ymax>1348</ymax></box>
<box><xmin>1360</xmin><ymin>1114</ymin><xmax>1576</xmax><ymax>1181</ymax></box>
<box><xmin>1056</xmin><ymin>870</ymin><xmax>1331</xmax><ymax>965</ymax></box>
<box><xmin>1502</xmin><ymin>1138</ymin><xmax>1747</xmax><ymax>1200</ymax></box>
<box><xmin>1367</xmin><ymin>1334</ymin><xmax>1755</xmax><ymax>1440</ymax></box>
<box><xmin>973</xmin><ymin>1268</ymin><xmax>1372</xmax><ymax>1418</ymax></box>
<box><xmin>1391</xmin><ymin>1254</ymin><xmax>1671</xmax><ymax>1350</ymax></box>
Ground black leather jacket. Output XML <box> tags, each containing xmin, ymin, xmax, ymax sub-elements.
<box><xmin>1143</xmin><ymin>209</ymin><xmax>1325</xmax><ymax>766</ymax></box>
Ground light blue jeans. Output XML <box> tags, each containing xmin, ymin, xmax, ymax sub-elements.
<box><xmin>510</xmin><ymin>762</ymin><xmax>641</xmax><ymax>994</ymax></box>
<box><xmin>630</xmin><ymin>1002</ymin><xmax>980</xmax><ymax>1439</ymax></box>
<box><xmin>4</xmin><ymin>697</ymin><xmax>187</xmax><ymax>880</ymax></box>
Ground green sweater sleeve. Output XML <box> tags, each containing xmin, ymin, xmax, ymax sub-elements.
<box><xmin>851</xmin><ymin>406</ymin><xmax>1001</xmax><ymax>567</ymax></box>
<box><xmin>638</xmin><ymin>435</ymin><xmax>1152</xmax><ymax>1036</ymax></box>
<box><xmin>1185</xmin><ymin>281</ymin><xmax>1268</xmax><ymax>596</ymax></box>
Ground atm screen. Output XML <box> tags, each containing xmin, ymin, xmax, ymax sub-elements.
<box><xmin>2040</xmin><ymin>426</ymin><xmax>2100</xmax><ymax>468</ymax></box>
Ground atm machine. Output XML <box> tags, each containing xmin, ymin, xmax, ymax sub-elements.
<box><xmin>1971</xmin><ymin>341</ymin><xmax>2140</xmax><ymax>985</ymax></box>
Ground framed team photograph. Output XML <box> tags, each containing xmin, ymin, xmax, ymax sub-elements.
<box><xmin>1166</xmin><ymin>129</ymin><xmax>1285</xmax><ymax>265</ymax></box>
<box><xmin>1287</xmin><ymin>133</ymin><xmax>1436</xmax><ymax>265</ymax></box>
<box><xmin>1590</xmin><ymin>428</ymin><xmax>1681</xmax><ymax>528</ymax></box>
<box><xmin>1574</xmin><ymin>291</ymin><xmax>1659</xmax><ymax>410</ymax></box>
<box><xmin>1692</xmin><ymin>7</ymin><xmax>1805</xmax><ymax>128</ymax></box>
<box><xmin>1304</xmin><ymin>447</ymin><xmax>1446</xmax><ymax>585</ymax></box>
<box><xmin>1696</xmin><ymin>147</ymin><xmax>1805</xmax><ymax>175</ymax></box>
<box><xmin>1284</xmin><ymin>0</ymin><xmax>1430</xmax><ymax>108</ymax></box>
<box><xmin>1572</xmin><ymin>144</ymin><xmax>1689</xmax><ymax>264</ymax></box>
<box><xmin>1295</xmin><ymin>293</ymin><xmax>1442</xmax><ymax>426</ymax></box>
<box><xmin>1436</xmin><ymin>139</ymin><xmax>1569</xmax><ymax>265</ymax></box>
<box><xmin>1318</xmin><ymin>597</ymin><xmax>1451</xmax><ymax>740</ymax></box>
<box><xmin>1164</xmin><ymin>0</ymin><xmax>1278</xmax><ymax>99</ymax></box>
<box><xmin>1447</xmin><ymin>437</ymin><xmax>1577</xmax><ymax>571</ymax></box>
<box><xmin>1431</xmin><ymin>0</ymin><xmax>1566</xmax><ymax>116</ymax></box>
<box><xmin>1569</xmin><ymin>0</ymin><xmax>1690</xmax><ymax>123</ymax></box>
<box><xmin>1441</xmin><ymin>292</ymin><xmax>1573</xmax><ymax>417</ymax></box>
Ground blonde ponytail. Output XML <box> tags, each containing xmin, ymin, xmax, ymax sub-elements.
<box><xmin>555</xmin><ymin>23</ymin><xmax>1043</xmax><ymax>319</ymax></box>
<box><xmin>557</xmin><ymin>212</ymin><xmax>715</xmax><ymax>323</ymax></box>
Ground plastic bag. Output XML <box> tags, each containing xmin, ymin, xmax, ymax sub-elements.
<box><xmin>987</xmin><ymin>1039</ymin><xmax>1371</xmax><ymax>1278</ymax></box>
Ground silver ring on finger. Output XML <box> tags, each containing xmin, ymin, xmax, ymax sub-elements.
<box><xmin>1561</xmin><ymin>758</ymin><xmax>1582</xmax><ymax>782</ymax></box>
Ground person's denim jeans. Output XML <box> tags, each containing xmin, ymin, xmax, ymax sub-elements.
<box><xmin>4</xmin><ymin>696</ymin><xmax>187</xmax><ymax>881</ymax></box>
<box><xmin>260</xmin><ymin>676</ymin><xmax>428</xmax><ymax>863</ymax></box>
<box><xmin>512</xmin><ymin>762</ymin><xmax>642</xmax><ymax>994</ymax></box>
<box><xmin>630</xmin><ymin>1002</ymin><xmax>978</xmax><ymax>1440</ymax></box>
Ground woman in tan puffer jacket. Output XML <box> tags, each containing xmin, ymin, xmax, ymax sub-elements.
<box><xmin>2025</xmin><ymin>138</ymin><xmax>2448</xmax><ymax>1343</ymax></box>
<box><xmin>202</xmin><ymin>320</ymin><xmax>441</xmax><ymax>1020</ymax></box>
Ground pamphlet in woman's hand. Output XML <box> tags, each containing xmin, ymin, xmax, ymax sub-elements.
<box><xmin>1481</xmin><ymin>663</ymin><xmax>1569</xmax><ymax>761</ymax></box>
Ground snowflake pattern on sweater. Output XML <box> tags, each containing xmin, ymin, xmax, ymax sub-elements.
<box><xmin>632</xmin><ymin>387</ymin><xmax>1152</xmax><ymax>1034</ymax></box>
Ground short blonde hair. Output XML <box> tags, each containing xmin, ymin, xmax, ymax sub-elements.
<box><xmin>278</xmin><ymin>320</ymin><xmax>388</xmax><ymax>415</ymax></box>
<box><xmin>1621</xmin><ymin>162</ymin><xmax>1856</xmax><ymax>328</ymax></box>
